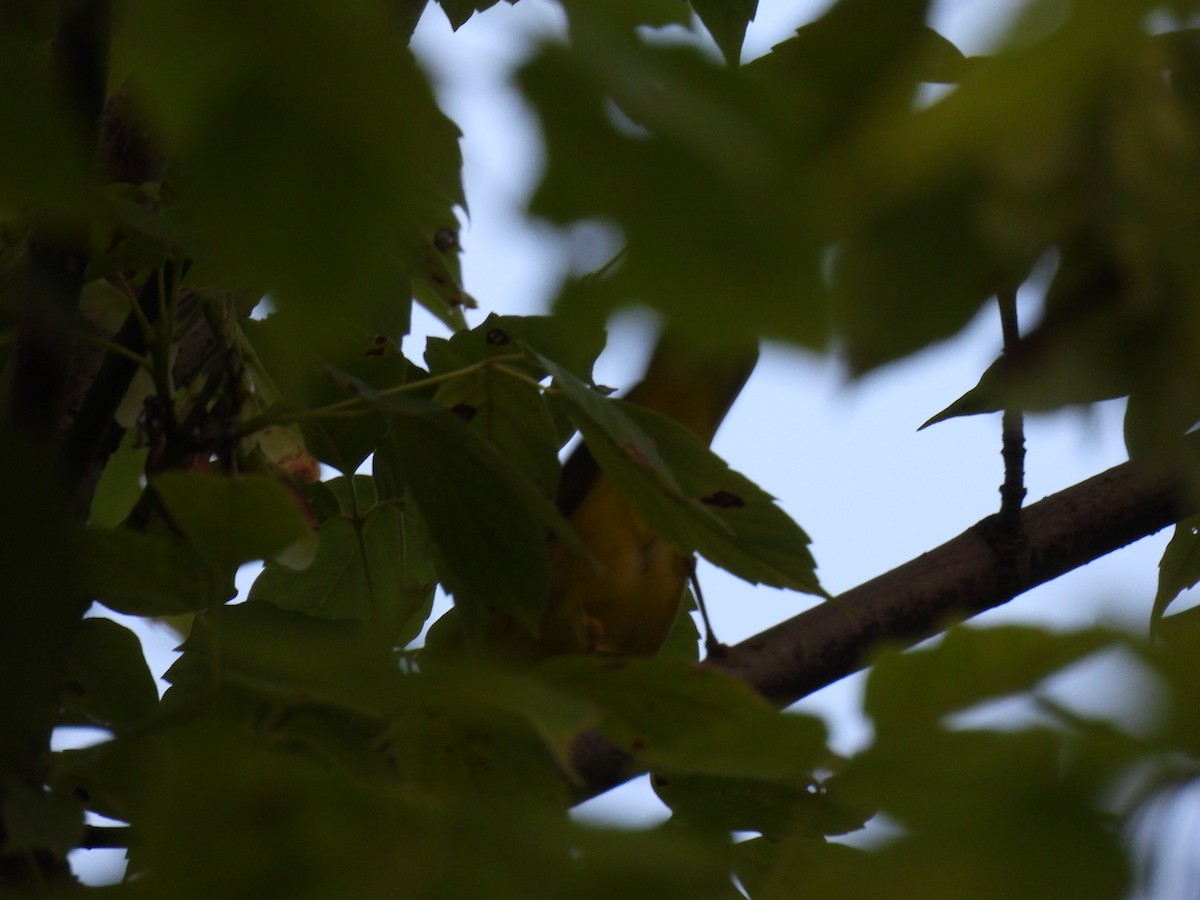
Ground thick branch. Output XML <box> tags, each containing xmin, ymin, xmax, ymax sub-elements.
<box><xmin>572</xmin><ymin>449</ymin><xmax>1192</xmax><ymax>798</ymax></box>
<box><xmin>709</xmin><ymin>453</ymin><xmax>1186</xmax><ymax>704</ymax></box>
<box><xmin>0</xmin><ymin>4</ymin><xmax>111</xmax><ymax>877</ymax></box>
<box><xmin>7</xmin><ymin>0</ymin><xmax>111</xmax><ymax>442</ymax></box>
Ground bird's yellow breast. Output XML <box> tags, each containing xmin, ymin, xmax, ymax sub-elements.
<box><xmin>540</xmin><ymin>475</ymin><xmax>689</xmax><ymax>656</ymax></box>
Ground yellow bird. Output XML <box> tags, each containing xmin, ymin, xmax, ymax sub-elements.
<box><xmin>534</xmin><ymin>331</ymin><xmax>759</xmax><ymax>656</ymax></box>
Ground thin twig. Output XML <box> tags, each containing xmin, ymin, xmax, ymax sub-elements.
<box><xmin>687</xmin><ymin>563</ymin><xmax>724</xmax><ymax>658</ymax></box>
<box><xmin>74</xmin><ymin>332</ymin><xmax>152</xmax><ymax>371</ymax></box>
<box><xmin>62</xmin><ymin>261</ymin><xmax>184</xmax><ymax>504</ymax></box>
<box><xmin>997</xmin><ymin>283</ymin><xmax>1026</xmax><ymax>534</ymax></box>
<box><xmin>150</xmin><ymin>264</ymin><xmax>179</xmax><ymax>431</ymax></box>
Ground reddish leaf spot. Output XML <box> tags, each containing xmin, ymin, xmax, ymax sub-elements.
<box><xmin>486</xmin><ymin>327</ymin><xmax>510</xmax><ymax>346</ymax></box>
<box><xmin>622</xmin><ymin>439</ymin><xmax>651</xmax><ymax>466</ymax></box>
<box><xmin>452</xmin><ymin>403</ymin><xmax>478</xmax><ymax>422</ymax></box>
<box><xmin>364</xmin><ymin>335</ymin><xmax>388</xmax><ymax>357</ymax></box>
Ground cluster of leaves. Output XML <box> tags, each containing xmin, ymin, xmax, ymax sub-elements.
<box><xmin>721</xmin><ymin>623</ymin><xmax>1200</xmax><ymax>899</ymax></box>
<box><xmin>3</xmin><ymin>0</ymin><xmax>1200</xmax><ymax>895</ymax></box>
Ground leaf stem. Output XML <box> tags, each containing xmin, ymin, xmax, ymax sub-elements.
<box><xmin>234</xmin><ymin>353</ymin><xmax>530</xmax><ymax>437</ymax></box>
<box><xmin>75</xmin><ymin>331</ymin><xmax>153</xmax><ymax>370</ymax></box>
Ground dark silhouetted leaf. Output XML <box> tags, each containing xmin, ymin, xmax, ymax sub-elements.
<box><xmin>61</xmin><ymin>617</ymin><xmax>159</xmax><ymax>732</ymax></box>
<box><xmin>81</xmin><ymin>527</ymin><xmax>211</xmax><ymax>616</ymax></box>
<box><xmin>1153</xmin><ymin>515</ymin><xmax>1200</xmax><ymax>630</ymax></box>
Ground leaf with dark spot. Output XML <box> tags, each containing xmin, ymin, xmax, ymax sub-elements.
<box><xmin>702</xmin><ymin>490</ymin><xmax>745</xmax><ymax>509</ymax></box>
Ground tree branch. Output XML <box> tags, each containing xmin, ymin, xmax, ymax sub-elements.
<box><xmin>7</xmin><ymin>0</ymin><xmax>111</xmax><ymax>443</ymax></box>
<box><xmin>709</xmin><ymin>452</ymin><xmax>1186</xmax><ymax>704</ymax></box>
<box><xmin>571</xmin><ymin>446</ymin><xmax>1194</xmax><ymax>798</ymax></box>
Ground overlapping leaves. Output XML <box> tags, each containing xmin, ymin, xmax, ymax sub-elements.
<box><xmin>28</xmin><ymin>2</ymin><xmax>1200</xmax><ymax>897</ymax></box>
